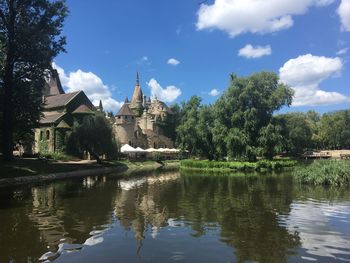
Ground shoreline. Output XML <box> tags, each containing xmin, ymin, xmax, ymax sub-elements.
<box><xmin>0</xmin><ymin>160</ymin><xmax>180</xmax><ymax>188</ymax></box>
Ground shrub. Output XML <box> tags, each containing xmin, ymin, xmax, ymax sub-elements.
<box><xmin>180</xmin><ymin>159</ymin><xmax>296</xmax><ymax>172</ymax></box>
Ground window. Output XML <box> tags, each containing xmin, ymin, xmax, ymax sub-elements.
<box><xmin>40</xmin><ymin>131</ymin><xmax>43</xmax><ymax>141</ymax></box>
<box><xmin>125</xmin><ymin>116</ymin><xmax>128</xmax><ymax>119</ymax></box>
<box><xmin>117</xmin><ymin>116</ymin><xmax>121</xmax><ymax>119</ymax></box>
<box><xmin>46</xmin><ymin>130</ymin><xmax>50</xmax><ymax>140</ymax></box>
<box><xmin>129</xmin><ymin>141</ymin><xmax>131</xmax><ymax>145</ymax></box>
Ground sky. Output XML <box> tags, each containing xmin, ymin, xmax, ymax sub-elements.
<box><xmin>53</xmin><ymin>0</ymin><xmax>350</xmax><ymax>113</ymax></box>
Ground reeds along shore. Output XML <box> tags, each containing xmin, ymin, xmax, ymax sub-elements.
<box><xmin>293</xmin><ymin>160</ymin><xmax>350</xmax><ymax>186</ymax></box>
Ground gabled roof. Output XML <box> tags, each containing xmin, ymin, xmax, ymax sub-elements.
<box><xmin>116</xmin><ymin>103</ymin><xmax>135</xmax><ymax>116</ymax></box>
<box><xmin>44</xmin><ymin>91</ymin><xmax>81</xmax><ymax>109</ymax></box>
<box><xmin>39</xmin><ymin>112</ymin><xmax>66</xmax><ymax>124</ymax></box>
<box><xmin>56</xmin><ymin>120</ymin><xmax>71</xmax><ymax>128</ymax></box>
<box><xmin>72</xmin><ymin>104</ymin><xmax>94</xmax><ymax>114</ymax></box>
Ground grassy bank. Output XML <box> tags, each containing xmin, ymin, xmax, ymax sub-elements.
<box><xmin>293</xmin><ymin>160</ymin><xmax>350</xmax><ymax>186</ymax></box>
<box><xmin>180</xmin><ymin>159</ymin><xmax>297</xmax><ymax>172</ymax></box>
<box><xmin>0</xmin><ymin>158</ymin><xmax>179</xmax><ymax>179</ymax></box>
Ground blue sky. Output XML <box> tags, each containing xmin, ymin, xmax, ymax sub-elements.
<box><xmin>54</xmin><ymin>0</ymin><xmax>350</xmax><ymax>113</ymax></box>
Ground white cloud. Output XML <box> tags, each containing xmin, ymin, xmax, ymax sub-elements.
<box><xmin>336</xmin><ymin>47</ymin><xmax>349</xmax><ymax>55</ymax></box>
<box><xmin>209</xmin><ymin>89</ymin><xmax>220</xmax><ymax>96</ymax></box>
<box><xmin>196</xmin><ymin>0</ymin><xmax>334</xmax><ymax>37</ymax></box>
<box><xmin>338</xmin><ymin>0</ymin><xmax>350</xmax><ymax>31</ymax></box>
<box><xmin>238</xmin><ymin>44</ymin><xmax>272</xmax><ymax>58</ymax></box>
<box><xmin>279</xmin><ymin>54</ymin><xmax>348</xmax><ymax>106</ymax></box>
<box><xmin>167</xmin><ymin>58</ymin><xmax>180</xmax><ymax>66</ymax></box>
<box><xmin>147</xmin><ymin>78</ymin><xmax>181</xmax><ymax>103</ymax></box>
<box><xmin>52</xmin><ymin>63</ymin><xmax>123</xmax><ymax>112</ymax></box>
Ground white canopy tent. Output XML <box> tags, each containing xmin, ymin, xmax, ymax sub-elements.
<box><xmin>120</xmin><ymin>144</ymin><xmax>137</xmax><ymax>153</ymax></box>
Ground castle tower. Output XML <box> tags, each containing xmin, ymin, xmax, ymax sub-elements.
<box><xmin>130</xmin><ymin>72</ymin><xmax>143</xmax><ymax>116</ymax></box>
<box><xmin>115</xmin><ymin>103</ymin><xmax>136</xmax><ymax>146</ymax></box>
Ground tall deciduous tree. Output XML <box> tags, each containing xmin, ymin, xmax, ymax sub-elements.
<box><xmin>0</xmin><ymin>0</ymin><xmax>67</xmax><ymax>160</ymax></box>
<box><xmin>212</xmin><ymin>72</ymin><xmax>293</xmax><ymax>161</ymax></box>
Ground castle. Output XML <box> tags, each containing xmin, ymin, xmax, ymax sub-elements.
<box><xmin>34</xmin><ymin>70</ymin><xmax>173</xmax><ymax>154</ymax></box>
<box><xmin>113</xmin><ymin>73</ymin><xmax>174</xmax><ymax>149</ymax></box>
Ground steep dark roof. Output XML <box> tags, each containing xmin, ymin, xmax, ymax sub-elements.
<box><xmin>39</xmin><ymin>112</ymin><xmax>66</xmax><ymax>124</ymax></box>
<box><xmin>42</xmin><ymin>69</ymin><xmax>65</xmax><ymax>96</ymax></box>
<box><xmin>116</xmin><ymin>103</ymin><xmax>135</xmax><ymax>116</ymax></box>
<box><xmin>72</xmin><ymin>104</ymin><xmax>94</xmax><ymax>114</ymax></box>
<box><xmin>43</xmin><ymin>91</ymin><xmax>81</xmax><ymax>109</ymax></box>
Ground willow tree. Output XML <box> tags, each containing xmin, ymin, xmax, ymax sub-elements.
<box><xmin>0</xmin><ymin>0</ymin><xmax>67</xmax><ymax>160</ymax></box>
<box><xmin>212</xmin><ymin>72</ymin><xmax>293</xmax><ymax>161</ymax></box>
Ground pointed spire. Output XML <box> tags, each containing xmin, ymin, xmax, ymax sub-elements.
<box><xmin>125</xmin><ymin>96</ymin><xmax>129</xmax><ymax>103</ymax></box>
<box><xmin>136</xmin><ymin>71</ymin><xmax>140</xmax><ymax>86</ymax></box>
<box><xmin>99</xmin><ymin>100</ymin><xmax>103</xmax><ymax>111</ymax></box>
<box><xmin>131</xmin><ymin>72</ymin><xmax>143</xmax><ymax>106</ymax></box>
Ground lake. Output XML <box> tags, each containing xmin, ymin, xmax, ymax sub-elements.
<box><xmin>1</xmin><ymin>169</ymin><xmax>350</xmax><ymax>262</ymax></box>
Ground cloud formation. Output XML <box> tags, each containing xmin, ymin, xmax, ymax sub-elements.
<box><xmin>338</xmin><ymin>0</ymin><xmax>350</xmax><ymax>31</ymax></box>
<box><xmin>279</xmin><ymin>54</ymin><xmax>348</xmax><ymax>106</ymax></box>
<box><xmin>147</xmin><ymin>78</ymin><xmax>181</xmax><ymax>102</ymax></box>
<box><xmin>53</xmin><ymin>63</ymin><xmax>123</xmax><ymax>112</ymax></box>
<box><xmin>167</xmin><ymin>58</ymin><xmax>180</xmax><ymax>66</ymax></box>
<box><xmin>238</xmin><ymin>44</ymin><xmax>272</xmax><ymax>58</ymax></box>
<box><xmin>336</xmin><ymin>47</ymin><xmax>349</xmax><ymax>55</ymax></box>
<box><xmin>209</xmin><ymin>89</ymin><xmax>220</xmax><ymax>96</ymax></box>
<box><xmin>196</xmin><ymin>0</ymin><xmax>333</xmax><ymax>37</ymax></box>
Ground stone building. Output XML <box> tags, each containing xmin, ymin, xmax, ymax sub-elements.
<box><xmin>114</xmin><ymin>73</ymin><xmax>174</xmax><ymax>149</ymax></box>
<box><xmin>34</xmin><ymin>70</ymin><xmax>96</xmax><ymax>153</ymax></box>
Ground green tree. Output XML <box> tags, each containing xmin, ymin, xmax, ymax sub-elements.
<box><xmin>176</xmin><ymin>96</ymin><xmax>202</xmax><ymax>155</ymax></box>
<box><xmin>161</xmin><ymin>103</ymin><xmax>181</xmax><ymax>143</ymax></box>
<box><xmin>67</xmin><ymin>114</ymin><xmax>118</xmax><ymax>163</ymax></box>
<box><xmin>212</xmin><ymin>72</ymin><xmax>293</xmax><ymax>161</ymax></box>
<box><xmin>196</xmin><ymin>105</ymin><xmax>215</xmax><ymax>159</ymax></box>
<box><xmin>258</xmin><ymin>121</ymin><xmax>283</xmax><ymax>159</ymax></box>
<box><xmin>276</xmin><ymin>113</ymin><xmax>313</xmax><ymax>156</ymax></box>
<box><xmin>0</xmin><ymin>0</ymin><xmax>67</xmax><ymax>160</ymax></box>
<box><xmin>318</xmin><ymin>110</ymin><xmax>350</xmax><ymax>149</ymax></box>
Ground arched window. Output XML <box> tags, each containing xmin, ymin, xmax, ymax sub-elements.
<box><xmin>129</xmin><ymin>140</ymin><xmax>131</xmax><ymax>146</ymax></box>
<box><xmin>46</xmin><ymin>130</ymin><xmax>50</xmax><ymax>140</ymax></box>
<box><xmin>154</xmin><ymin>142</ymin><xmax>156</xmax><ymax>149</ymax></box>
<box><xmin>40</xmin><ymin>131</ymin><xmax>43</xmax><ymax>141</ymax></box>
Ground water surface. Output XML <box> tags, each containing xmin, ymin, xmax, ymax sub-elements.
<box><xmin>0</xmin><ymin>170</ymin><xmax>350</xmax><ymax>262</ymax></box>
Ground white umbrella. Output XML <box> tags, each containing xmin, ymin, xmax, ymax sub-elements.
<box><xmin>120</xmin><ymin>144</ymin><xmax>137</xmax><ymax>153</ymax></box>
<box><xmin>145</xmin><ymin>148</ymin><xmax>156</xmax><ymax>152</ymax></box>
<box><xmin>135</xmin><ymin>147</ymin><xmax>146</xmax><ymax>153</ymax></box>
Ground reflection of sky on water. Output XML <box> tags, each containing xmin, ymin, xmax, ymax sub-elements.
<box><xmin>279</xmin><ymin>200</ymin><xmax>350</xmax><ymax>262</ymax></box>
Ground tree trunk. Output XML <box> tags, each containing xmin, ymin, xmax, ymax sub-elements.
<box><xmin>1</xmin><ymin>1</ymin><xmax>15</xmax><ymax>161</ymax></box>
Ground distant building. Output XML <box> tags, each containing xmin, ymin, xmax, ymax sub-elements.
<box><xmin>34</xmin><ymin>70</ymin><xmax>96</xmax><ymax>153</ymax></box>
<box><xmin>114</xmin><ymin>73</ymin><xmax>174</xmax><ymax>149</ymax></box>
<box><xmin>34</xmin><ymin>71</ymin><xmax>173</xmax><ymax>155</ymax></box>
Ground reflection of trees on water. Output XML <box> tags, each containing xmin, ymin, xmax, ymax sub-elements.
<box><xmin>178</xmin><ymin>173</ymin><xmax>300</xmax><ymax>263</ymax></box>
<box><xmin>1</xmin><ymin>170</ymin><xmax>350</xmax><ymax>263</ymax></box>
<box><xmin>114</xmin><ymin>172</ymin><xmax>301</xmax><ymax>262</ymax></box>
<box><xmin>0</xmin><ymin>176</ymin><xmax>116</xmax><ymax>263</ymax></box>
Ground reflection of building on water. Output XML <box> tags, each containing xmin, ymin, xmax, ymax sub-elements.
<box><xmin>115</xmin><ymin>172</ymin><xmax>180</xmax><ymax>244</ymax></box>
<box><xmin>118</xmin><ymin>173</ymin><xmax>180</xmax><ymax>191</ymax></box>
<box><xmin>29</xmin><ymin>176</ymin><xmax>110</xmax><ymax>252</ymax></box>
<box><xmin>29</xmin><ymin>186</ymin><xmax>70</xmax><ymax>249</ymax></box>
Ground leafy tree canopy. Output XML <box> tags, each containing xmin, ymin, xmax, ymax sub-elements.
<box><xmin>0</xmin><ymin>0</ymin><xmax>67</xmax><ymax>160</ymax></box>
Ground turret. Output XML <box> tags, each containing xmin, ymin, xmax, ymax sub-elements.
<box><xmin>130</xmin><ymin>72</ymin><xmax>144</xmax><ymax>116</ymax></box>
